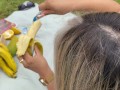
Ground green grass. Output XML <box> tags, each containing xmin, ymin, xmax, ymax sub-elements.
<box><xmin>0</xmin><ymin>0</ymin><xmax>120</xmax><ymax>19</ymax></box>
<box><xmin>116</xmin><ymin>0</ymin><xmax>120</xmax><ymax>3</ymax></box>
<box><xmin>0</xmin><ymin>0</ymin><xmax>44</xmax><ymax>19</ymax></box>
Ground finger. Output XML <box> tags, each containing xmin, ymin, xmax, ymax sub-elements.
<box><xmin>18</xmin><ymin>56</ymin><xmax>22</xmax><ymax>61</ymax></box>
<box><xmin>20</xmin><ymin>59</ymin><xmax>26</xmax><ymax>65</ymax></box>
<box><xmin>18</xmin><ymin>56</ymin><xmax>24</xmax><ymax>62</ymax></box>
<box><xmin>39</xmin><ymin>2</ymin><xmax>47</xmax><ymax>10</ymax></box>
<box><xmin>18</xmin><ymin>57</ymin><xmax>27</xmax><ymax>65</ymax></box>
<box><xmin>37</xmin><ymin>13</ymin><xmax>45</xmax><ymax>19</ymax></box>
<box><xmin>19</xmin><ymin>59</ymin><xmax>28</xmax><ymax>68</ymax></box>
<box><xmin>34</xmin><ymin>45</ymin><xmax>42</xmax><ymax>56</ymax></box>
<box><xmin>18</xmin><ymin>56</ymin><xmax>29</xmax><ymax>68</ymax></box>
<box><xmin>23</xmin><ymin>52</ymin><xmax>32</xmax><ymax>61</ymax></box>
<box><xmin>42</xmin><ymin>10</ymin><xmax>55</xmax><ymax>15</ymax></box>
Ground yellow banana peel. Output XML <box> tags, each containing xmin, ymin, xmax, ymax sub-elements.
<box><xmin>27</xmin><ymin>40</ymin><xmax>43</xmax><ymax>56</ymax></box>
<box><xmin>0</xmin><ymin>57</ymin><xmax>16</xmax><ymax>78</ymax></box>
<box><xmin>0</xmin><ymin>43</ymin><xmax>9</xmax><ymax>52</ymax></box>
<box><xmin>0</xmin><ymin>47</ymin><xmax>17</xmax><ymax>73</ymax></box>
<box><xmin>0</xmin><ymin>36</ymin><xmax>17</xmax><ymax>78</ymax></box>
<box><xmin>34</xmin><ymin>40</ymin><xmax>43</xmax><ymax>54</ymax></box>
<box><xmin>17</xmin><ymin>20</ymin><xmax>43</xmax><ymax>57</ymax></box>
<box><xmin>11</xmin><ymin>27</ymin><xmax>21</xmax><ymax>35</ymax></box>
<box><xmin>27</xmin><ymin>20</ymin><xmax>41</xmax><ymax>38</ymax></box>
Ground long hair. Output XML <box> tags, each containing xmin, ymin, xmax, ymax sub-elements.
<box><xmin>55</xmin><ymin>12</ymin><xmax>120</xmax><ymax>90</ymax></box>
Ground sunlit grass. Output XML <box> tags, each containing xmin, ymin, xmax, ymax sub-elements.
<box><xmin>0</xmin><ymin>0</ymin><xmax>120</xmax><ymax>19</ymax></box>
<box><xmin>0</xmin><ymin>0</ymin><xmax>44</xmax><ymax>19</ymax></box>
<box><xmin>116</xmin><ymin>0</ymin><xmax>120</xmax><ymax>3</ymax></box>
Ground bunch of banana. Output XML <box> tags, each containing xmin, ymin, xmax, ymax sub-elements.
<box><xmin>16</xmin><ymin>20</ymin><xmax>43</xmax><ymax>57</ymax></box>
<box><xmin>0</xmin><ymin>43</ymin><xmax>17</xmax><ymax>78</ymax></box>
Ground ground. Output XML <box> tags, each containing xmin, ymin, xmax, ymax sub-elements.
<box><xmin>0</xmin><ymin>0</ymin><xmax>120</xmax><ymax>19</ymax></box>
<box><xmin>0</xmin><ymin>0</ymin><xmax>44</xmax><ymax>19</ymax></box>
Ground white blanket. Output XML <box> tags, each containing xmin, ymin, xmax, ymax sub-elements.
<box><xmin>0</xmin><ymin>4</ymin><xmax>77</xmax><ymax>90</ymax></box>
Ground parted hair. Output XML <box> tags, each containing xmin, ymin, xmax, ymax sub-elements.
<box><xmin>55</xmin><ymin>12</ymin><xmax>120</xmax><ymax>90</ymax></box>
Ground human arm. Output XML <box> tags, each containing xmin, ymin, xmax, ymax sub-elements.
<box><xmin>39</xmin><ymin>0</ymin><xmax>120</xmax><ymax>15</ymax></box>
<box><xmin>18</xmin><ymin>46</ymin><xmax>55</xmax><ymax>90</ymax></box>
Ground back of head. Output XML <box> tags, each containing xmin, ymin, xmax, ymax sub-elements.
<box><xmin>55</xmin><ymin>12</ymin><xmax>120</xmax><ymax>90</ymax></box>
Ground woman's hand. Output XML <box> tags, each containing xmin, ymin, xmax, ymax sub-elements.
<box><xmin>18</xmin><ymin>46</ymin><xmax>55</xmax><ymax>90</ymax></box>
<box><xmin>18</xmin><ymin>46</ymin><xmax>53</xmax><ymax>78</ymax></box>
<box><xmin>39</xmin><ymin>0</ymin><xmax>75</xmax><ymax>15</ymax></box>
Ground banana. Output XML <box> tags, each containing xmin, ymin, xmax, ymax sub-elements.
<box><xmin>27</xmin><ymin>20</ymin><xmax>41</xmax><ymax>38</ymax></box>
<box><xmin>26</xmin><ymin>39</ymin><xmax>34</xmax><ymax>56</ymax></box>
<box><xmin>0</xmin><ymin>37</ymin><xmax>17</xmax><ymax>78</ymax></box>
<box><xmin>0</xmin><ymin>42</ymin><xmax>9</xmax><ymax>52</ymax></box>
<box><xmin>16</xmin><ymin>35</ymin><xmax>32</xmax><ymax>56</ymax></box>
<box><xmin>27</xmin><ymin>40</ymin><xmax>43</xmax><ymax>56</ymax></box>
<box><xmin>0</xmin><ymin>47</ymin><xmax>17</xmax><ymax>73</ymax></box>
<box><xmin>7</xmin><ymin>36</ymin><xmax>18</xmax><ymax>57</ymax></box>
<box><xmin>34</xmin><ymin>40</ymin><xmax>43</xmax><ymax>54</ymax></box>
<box><xmin>17</xmin><ymin>20</ymin><xmax>43</xmax><ymax>57</ymax></box>
<box><xmin>11</xmin><ymin>27</ymin><xmax>21</xmax><ymax>35</ymax></box>
<box><xmin>0</xmin><ymin>57</ymin><xmax>16</xmax><ymax>78</ymax></box>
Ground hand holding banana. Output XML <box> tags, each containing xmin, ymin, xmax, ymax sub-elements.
<box><xmin>16</xmin><ymin>20</ymin><xmax>43</xmax><ymax>57</ymax></box>
<box><xmin>0</xmin><ymin>20</ymin><xmax>42</xmax><ymax>78</ymax></box>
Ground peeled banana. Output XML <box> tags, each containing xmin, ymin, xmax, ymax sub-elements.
<box><xmin>17</xmin><ymin>34</ymin><xmax>32</xmax><ymax>56</ymax></box>
<box><xmin>17</xmin><ymin>20</ymin><xmax>43</xmax><ymax>57</ymax></box>
<box><xmin>27</xmin><ymin>20</ymin><xmax>41</xmax><ymax>38</ymax></box>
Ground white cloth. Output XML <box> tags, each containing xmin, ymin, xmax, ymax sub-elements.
<box><xmin>0</xmin><ymin>4</ymin><xmax>77</xmax><ymax>90</ymax></box>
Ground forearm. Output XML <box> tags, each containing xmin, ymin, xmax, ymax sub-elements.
<box><xmin>72</xmin><ymin>0</ymin><xmax>120</xmax><ymax>12</ymax></box>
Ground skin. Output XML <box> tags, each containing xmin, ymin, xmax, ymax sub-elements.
<box><xmin>19</xmin><ymin>46</ymin><xmax>55</xmax><ymax>89</ymax></box>
<box><xmin>39</xmin><ymin>0</ymin><xmax>120</xmax><ymax>16</ymax></box>
<box><xmin>19</xmin><ymin>46</ymin><xmax>53</xmax><ymax>79</ymax></box>
<box><xmin>18</xmin><ymin>0</ymin><xmax>120</xmax><ymax>90</ymax></box>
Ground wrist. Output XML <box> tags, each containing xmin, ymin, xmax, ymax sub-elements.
<box><xmin>38</xmin><ymin>67</ymin><xmax>54</xmax><ymax>86</ymax></box>
<box><xmin>38</xmin><ymin>67</ymin><xmax>53</xmax><ymax>79</ymax></box>
<box><xmin>47</xmin><ymin>78</ymin><xmax>56</xmax><ymax>90</ymax></box>
<box><xmin>39</xmin><ymin>72</ymin><xmax>54</xmax><ymax>87</ymax></box>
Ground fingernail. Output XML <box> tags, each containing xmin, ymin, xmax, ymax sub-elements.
<box><xmin>37</xmin><ymin>13</ymin><xmax>45</xmax><ymax>18</ymax></box>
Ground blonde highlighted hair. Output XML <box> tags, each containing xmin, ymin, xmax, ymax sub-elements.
<box><xmin>55</xmin><ymin>12</ymin><xmax>120</xmax><ymax>90</ymax></box>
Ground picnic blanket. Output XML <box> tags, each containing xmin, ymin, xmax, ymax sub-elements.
<box><xmin>0</xmin><ymin>4</ymin><xmax>77</xmax><ymax>90</ymax></box>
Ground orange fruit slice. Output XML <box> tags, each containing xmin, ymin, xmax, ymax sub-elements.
<box><xmin>2</xmin><ymin>30</ymin><xmax>14</xmax><ymax>40</ymax></box>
